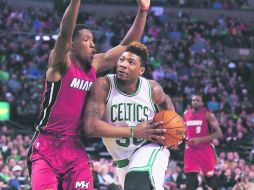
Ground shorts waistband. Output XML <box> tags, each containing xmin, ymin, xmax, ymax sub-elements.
<box><xmin>37</xmin><ymin>130</ymin><xmax>79</xmax><ymax>140</ymax></box>
<box><xmin>115</xmin><ymin>158</ymin><xmax>129</xmax><ymax>168</ymax></box>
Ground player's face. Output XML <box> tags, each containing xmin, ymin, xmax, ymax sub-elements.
<box><xmin>116</xmin><ymin>52</ymin><xmax>145</xmax><ymax>82</ymax></box>
<box><xmin>191</xmin><ymin>96</ymin><xmax>203</xmax><ymax>110</ymax></box>
<box><xmin>72</xmin><ymin>29</ymin><xmax>95</xmax><ymax>64</ymax></box>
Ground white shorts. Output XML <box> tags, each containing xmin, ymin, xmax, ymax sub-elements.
<box><xmin>116</xmin><ymin>143</ymin><xmax>170</xmax><ymax>190</ymax></box>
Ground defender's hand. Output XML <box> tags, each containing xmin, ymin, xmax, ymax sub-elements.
<box><xmin>137</xmin><ymin>0</ymin><xmax>150</xmax><ymax>10</ymax></box>
<box><xmin>134</xmin><ymin>120</ymin><xmax>166</xmax><ymax>142</ymax></box>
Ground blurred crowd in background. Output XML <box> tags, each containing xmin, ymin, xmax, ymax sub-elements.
<box><xmin>91</xmin><ymin>0</ymin><xmax>251</xmax><ymax>10</ymax></box>
<box><xmin>0</xmin><ymin>124</ymin><xmax>254</xmax><ymax>190</ymax></box>
<box><xmin>0</xmin><ymin>0</ymin><xmax>254</xmax><ymax>189</ymax></box>
<box><xmin>26</xmin><ymin>0</ymin><xmax>252</xmax><ymax>10</ymax></box>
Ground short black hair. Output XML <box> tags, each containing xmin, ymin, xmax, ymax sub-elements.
<box><xmin>191</xmin><ymin>94</ymin><xmax>204</xmax><ymax>102</ymax></box>
<box><xmin>72</xmin><ymin>24</ymin><xmax>88</xmax><ymax>39</ymax></box>
<box><xmin>125</xmin><ymin>41</ymin><xmax>149</xmax><ymax>67</ymax></box>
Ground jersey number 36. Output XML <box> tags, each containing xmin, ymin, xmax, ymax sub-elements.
<box><xmin>116</xmin><ymin>137</ymin><xmax>144</xmax><ymax>147</ymax></box>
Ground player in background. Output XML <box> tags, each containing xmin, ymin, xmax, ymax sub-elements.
<box><xmin>184</xmin><ymin>95</ymin><xmax>223</xmax><ymax>190</ymax></box>
<box><xmin>26</xmin><ymin>0</ymin><xmax>159</xmax><ymax>189</ymax></box>
<box><xmin>83</xmin><ymin>41</ymin><xmax>175</xmax><ymax>190</ymax></box>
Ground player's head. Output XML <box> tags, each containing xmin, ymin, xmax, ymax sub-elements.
<box><xmin>71</xmin><ymin>24</ymin><xmax>96</xmax><ymax>65</ymax></box>
<box><xmin>191</xmin><ymin>95</ymin><xmax>203</xmax><ymax>110</ymax></box>
<box><xmin>116</xmin><ymin>41</ymin><xmax>148</xmax><ymax>82</ymax></box>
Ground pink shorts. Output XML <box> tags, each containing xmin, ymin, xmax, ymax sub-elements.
<box><xmin>184</xmin><ymin>144</ymin><xmax>216</xmax><ymax>176</ymax></box>
<box><xmin>27</xmin><ymin>132</ymin><xmax>93</xmax><ymax>190</ymax></box>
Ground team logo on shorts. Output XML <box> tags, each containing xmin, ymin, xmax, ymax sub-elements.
<box><xmin>75</xmin><ymin>181</ymin><xmax>90</xmax><ymax>189</ymax></box>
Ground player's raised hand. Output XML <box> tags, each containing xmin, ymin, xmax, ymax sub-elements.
<box><xmin>133</xmin><ymin>120</ymin><xmax>166</xmax><ymax>142</ymax></box>
<box><xmin>137</xmin><ymin>0</ymin><xmax>150</xmax><ymax>11</ymax></box>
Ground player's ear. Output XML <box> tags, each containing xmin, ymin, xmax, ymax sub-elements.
<box><xmin>139</xmin><ymin>67</ymin><xmax>145</xmax><ymax>76</ymax></box>
<box><xmin>70</xmin><ymin>41</ymin><xmax>75</xmax><ymax>50</ymax></box>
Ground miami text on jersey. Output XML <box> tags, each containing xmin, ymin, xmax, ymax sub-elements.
<box><xmin>70</xmin><ymin>78</ymin><xmax>93</xmax><ymax>91</ymax></box>
<box><xmin>186</xmin><ymin>120</ymin><xmax>203</xmax><ymax>126</ymax></box>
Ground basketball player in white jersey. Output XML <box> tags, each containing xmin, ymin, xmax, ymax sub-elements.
<box><xmin>83</xmin><ymin>41</ymin><xmax>175</xmax><ymax>190</ymax></box>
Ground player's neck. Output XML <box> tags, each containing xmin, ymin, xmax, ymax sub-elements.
<box><xmin>116</xmin><ymin>78</ymin><xmax>140</xmax><ymax>95</ymax></box>
<box><xmin>192</xmin><ymin>107</ymin><xmax>201</xmax><ymax>113</ymax></box>
<box><xmin>71</xmin><ymin>56</ymin><xmax>91</xmax><ymax>73</ymax></box>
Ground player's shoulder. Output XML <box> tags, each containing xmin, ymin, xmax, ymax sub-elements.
<box><xmin>148</xmin><ymin>79</ymin><xmax>157</xmax><ymax>84</ymax></box>
<box><xmin>205</xmin><ymin>107</ymin><xmax>212</xmax><ymax>114</ymax></box>
<box><xmin>92</xmin><ymin>76</ymin><xmax>109</xmax><ymax>89</ymax></box>
<box><xmin>94</xmin><ymin>76</ymin><xmax>109</xmax><ymax>86</ymax></box>
<box><xmin>148</xmin><ymin>80</ymin><xmax>164</xmax><ymax>94</ymax></box>
<box><xmin>148</xmin><ymin>79</ymin><xmax>161</xmax><ymax>89</ymax></box>
<box><xmin>183</xmin><ymin>108</ymin><xmax>191</xmax><ymax>116</ymax></box>
<box><xmin>90</xmin><ymin>76</ymin><xmax>110</xmax><ymax>99</ymax></box>
<box><xmin>205</xmin><ymin>109</ymin><xmax>215</xmax><ymax>118</ymax></box>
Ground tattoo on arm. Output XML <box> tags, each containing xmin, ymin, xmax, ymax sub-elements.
<box><xmin>165</xmin><ymin>95</ymin><xmax>175</xmax><ymax>111</ymax></box>
<box><xmin>150</xmin><ymin>80</ymin><xmax>175</xmax><ymax>111</ymax></box>
<box><xmin>84</xmin><ymin>77</ymin><xmax>109</xmax><ymax>119</ymax></box>
<box><xmin>85</xmin><ymin>101</ymin><xmax>104</xmax><ymax>118</ymax></box>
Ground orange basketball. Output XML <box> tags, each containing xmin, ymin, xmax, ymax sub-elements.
<box><xmin>153</xmin><ymin>110</ymin><xmax>185</xmax><ymax>147</ymax></box>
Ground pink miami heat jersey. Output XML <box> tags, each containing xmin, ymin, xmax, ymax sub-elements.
<box><xmin>184</xmin><ymin>107</ymin><xmax>210</xmax><ymax>148</ymax></box>
<box><xmin>36</xmin><ymin>61</ymin><xmax>96</xmax><ymax>136</ymax></box>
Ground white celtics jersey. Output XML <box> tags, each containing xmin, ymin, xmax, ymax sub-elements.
<box><xmin>103</xmin><ymin>74</ymin><xmax>158</xmax><ymax>161</ymax></box>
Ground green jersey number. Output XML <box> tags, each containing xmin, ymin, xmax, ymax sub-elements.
<box><xmin>116</xmin><ymin>126</ymin><xmax>144</xmax><ymax>147</ymax></box>
<box><xmin>116</xmin><ymin>137</ymin><xmax>144</xmax><ymax>147</ymax></box>
<box><xmin>116</xmin><ymin>137</ymin><xmax>130</xmax><ymax>147</ymax></box>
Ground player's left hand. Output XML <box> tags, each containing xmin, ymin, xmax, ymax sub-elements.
<box><xmin>137</xmin><ymin>0</ymin><xmax>150</xmax><ymax>10</ymax></box>
<box><xmin>134</xmin><ymin>120</ymin><xmax>166</xmax><ymax>142</ymax></box>
<box><xmin>188</xmin><ymin>137</ymin><xmax>202</xmax><ymax>145</ymax></box>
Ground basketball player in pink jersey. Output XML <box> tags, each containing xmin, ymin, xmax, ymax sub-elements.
<box><xmin>27</xmin><ymin>0</ymin><xmax>165</xmax><ymax>189</ymax></box>
<box><xmin>184</xmin><ymin>95</ymin><xmax>223</xmax><ymax>190</ymax></box>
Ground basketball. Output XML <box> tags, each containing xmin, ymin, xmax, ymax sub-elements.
<box><xmin>153</xmin><ymin>110</ymin><xmax>185</xmax><ymax>147</ymax></box>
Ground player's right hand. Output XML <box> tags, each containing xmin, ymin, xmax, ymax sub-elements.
<box><xmin>188</xmin><ymin>137</ymin><xmax>202</xmax><ymax>145</ymax></box>
<box><xmin>137</xmin><ymin>0</ymin><xmax>150</xmax><ymax>10</ymax></box>
<box><xmin>134</xmin><ymin>120</ymin><xmax>166</xmax><ymax>142</ymax></box>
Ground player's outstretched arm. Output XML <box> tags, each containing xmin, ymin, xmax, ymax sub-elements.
<box><xmin>92</xmin><ymin>0</ymin><xmax>150</xmax><ymax>73</ymax></box>
<box><xmin>83</xmin><ymin>77</ymin><xmax>165</xmax><ymax>141</ymax></box>
<box><xmin>149</xmin><ymin>80</ymin><xmax>175</xmax><ymax>111</ymax></box>
<box><xmin>47</xmin><ymin>0</ymin><xmax>81</xmax><ymax>82</ymax></box>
